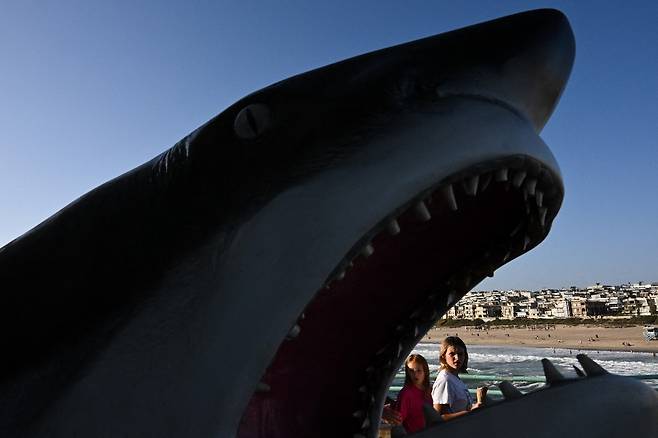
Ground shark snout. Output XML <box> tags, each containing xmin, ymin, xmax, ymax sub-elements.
<box><xmin>433</xmin><ymin>8</ymin><xmax>576</xmax><ymax>132</ymax></box>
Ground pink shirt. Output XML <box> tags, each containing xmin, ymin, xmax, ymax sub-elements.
<box><xmin>395</xmin><ymin>384</ymin><xmax>432</xmax><ymax>433</ymax></box>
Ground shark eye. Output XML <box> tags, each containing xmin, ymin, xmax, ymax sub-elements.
<box><xmin>234</xmin><ymin>103</ymin><xmax>271</xmax><ymax>140</ymax></box>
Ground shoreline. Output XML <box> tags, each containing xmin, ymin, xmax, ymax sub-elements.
<box><xmin>421</xmin><ymin>324</ymin><xmax>658</xmax><ymax>354</ymax></box>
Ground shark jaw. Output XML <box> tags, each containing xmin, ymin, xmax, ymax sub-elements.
<box><xmin>231</xmin><ymin>98</ymin><xmax>564</xmax><ymax>438</ymax></box>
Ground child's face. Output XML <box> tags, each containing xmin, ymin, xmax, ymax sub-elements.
<box><xmin>407</xmin><ymin>361</ymin><xmax>425</xmax><ymax>387</ymax></box>
<box><xmin>444</xmin><ymin>345</ymin><xmax>466</xmax><ymax>372</ymax></box>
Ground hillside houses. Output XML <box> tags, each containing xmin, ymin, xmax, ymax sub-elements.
<box><xmin>445</xmin><ymin>282</ymin><xmax>658</xmax><ymax>320</ymax></box>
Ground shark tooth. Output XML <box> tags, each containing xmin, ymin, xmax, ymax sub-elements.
<box><xmin>446</xmin><ymin>290</ymin><xmax>457</xmax><ymax>306</ymax></box>
<box><xmin>502</xmin><ymin>251</ymin><xmax>511</xmax><ymax>263</ymax></box>
<box><xmin>352</xmin><ymin>410</ymin><xmax>365</xmax><ymax>419</ymax></box>
<box><xmin>576</xmin><ymin>354</ymin><xmax>608</xmax><ymax>376</ymax></box>
<box><xmin>524</xmin><ymin>177</ymin><xmax>537</xmax><ymax>196</ymax></box>
<box><xmin>414</xmin><ymin>200</ymin><xmax>431</xmax><ymax>221</ymax></box>
<box><xmin>387</xmin><ymin>218</ymin><xmax>401</xmax><ymax>235</ymax></box>
<box><xmin>287</xmin><ymin>324</ymin><xmax>301</xmax><ymax>339</ymax></box>
<box><xmin>573</xmin><ymin>365</ymin><xmax>586</xmax><ymax>377</ymax></box>
<box><xmin>541</xmin><ymin>358</ymin><xmax>566</xmax><ymax>383</ymax></box>
<box><xmin>479</xmin><ymin>173</ymin><xmax>492</xmax><ymax>192</ymax></box>
<box><xmin>462</xmin><ymin>175</ymin><xmax>479</xmax><ymax>196</ymax></box>
<box><xmin>397</xmin><ymin>342</ymin><xmax>404</xmax><ymax>358</ymax></box>
<box><xmin>358</xmin><ymin>385</ymin><xmax>367</xmax><ymax>393</ymax></box>
<box><xmin>495</xmin><ymin>167</ymin><xmax>509</xmax><ymax>182</ymax></box>
<box><xmin>414</xmin><ymin>325</ymin><xmax>420</xmax><ymax>337</ymax></box>
<box><xmin>538</xmin><ymin>207</ymin><xmax>548</xmax><ymax>228</ymax></box>
<box><xmin>256</xmin><ymin>382</ymin><xmax>271</xmax><ymax>393</ymax></box>
<box><xmin>512</xmin><ymin>170</ymin><xmax>527</xmax><ymax>188</ymax></box>
<box><xmin>337</xmin><ymin>270</ymin><xmax>346</xmax><ymax>280</ymax></box>
<box><xmin>362</xmin><ymin>243</ymin><xmax>374</xmax><ymax>257</ymax></box>
<box><xmin>361</xmin><ymin>417</ymin><xmax>370</xmax><ymax>429</ymax></box>
<box><xmin>522</xmin><ymin>235</ymin><xmax>531</xmax><ymax>251</ymax></box>
<box><xmin>439</xmin><ymin>184</ymin><xmax>458</xmax><ymax>211</ymax></box>
<box><xmin>498</xmin><ymin>381</ymin><xmax>522</xmax><ymax>399</ymax></box>
<box><xmin>536</xmin><ymin>190</ymin><xmax>544</xmax><ymax>207</ymax></box>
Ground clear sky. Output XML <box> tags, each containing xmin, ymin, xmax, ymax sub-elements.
<box><xmin>1</xmin><ymin>1</ymin><xmax>656</xmax><ymax>290</ymax></box>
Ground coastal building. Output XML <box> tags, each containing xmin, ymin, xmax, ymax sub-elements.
<box><xmin>570</xmin><ymin>298</ymin><xmax>587</xmax><ymax>317</ymax></box>
<box><xmin>585</xmin><ymin>299</ymin><xmax>609</xmax><ymax>317</ymax></box>
<box><xmin>445</xmin><ymin>282</ymin><xmax>658</xmax><ymax>322</ymax></box>
<box><xmin>501</xmin><ymin>303</ymin><xmax>520</xmax><ymax>319</ymax></box>
<box><xmin>551</xmin><ymin>299</ymin><xmax>572</xmax><ymax>318</ymax></box>
<box><xmin>474</xmin><ymin>304</ymin><xmax>501</xmax><ymax>319</ymax></box>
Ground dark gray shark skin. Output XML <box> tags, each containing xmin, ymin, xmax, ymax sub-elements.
<box><xmin>3</xmin><ymin>8</ymin><xmax>650</xmax><ymax>438</ymax></box>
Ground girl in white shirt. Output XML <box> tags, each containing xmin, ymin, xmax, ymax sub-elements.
<box><xmin>431</xmin><ymin>336</ymin><xmax>486</xmax><ymax>421</ymax></box>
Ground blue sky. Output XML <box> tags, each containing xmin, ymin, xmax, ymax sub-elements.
<box><xmin>1</xmin><ymin>1</ymin><xmax>656</xmax><ymax>290</ymax></box>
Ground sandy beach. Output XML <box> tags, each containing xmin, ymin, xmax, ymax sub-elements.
<box><xmin>422</xmin><ymin>324</ymin><xmax>658</xmax><ymax>353</ymax></box>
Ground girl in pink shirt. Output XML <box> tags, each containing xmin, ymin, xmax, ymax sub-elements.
<box><xmin>394</xmin><ymin>354</ymin><xmax>433</xmax><ymax>433</ymax></box>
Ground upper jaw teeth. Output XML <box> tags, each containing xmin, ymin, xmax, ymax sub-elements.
<box><xmin>536</xmin><ymin>190</ymin><xmax>544</xmax><ymax>207</ymax></box>
<box><xmin>414</xmin><ymin>200</ymin><xmax>431</xmax><ymax>221</ymax></box>
<box><xmin>495</xmin><ymin>167</ymin><xmax>509</xmax><ymax>182</ymax></box>
<box><xmin>512</xmin><ymin>169</ymin><xmax>527</xmax><ymax>188</ymax></box>
<box><xmin>462</xmin><ymin>175</ymin><xmax>479</xmax><ymax>196</ymax></box>
<box><xmin>313</xmin><ymin>160</ymin><xmax>559</xmax><ymax>436</ymax></box>
<box><xmin>324</xmin><ymin>161</ymin><xmax>556</xmax><ymax>290</ymax></box>
<box><xmin>439</xmin><ymin>184</ymin><xmax>458</xmax><ymax>211</ymax></box>
<box><xmin>387</xmin><ymin>219</ymin><xmax>401</xmax><ymax>235</ymax></box>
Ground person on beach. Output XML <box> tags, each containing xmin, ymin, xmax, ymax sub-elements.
<box><xmin>392</xmin><ymin>354</ymin><xmax>434</xmax><ymax>433</ymax></box>
<box><xmin>432</xmin><ymin>336</ymin><xmax>486</xmax><ymax>421</ymax></box>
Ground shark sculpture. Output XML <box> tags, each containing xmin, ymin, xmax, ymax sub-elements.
<box><xmin>1</xmin><ymin>7</ymin><xmax>656</xmax><ymax>438</ymax></box>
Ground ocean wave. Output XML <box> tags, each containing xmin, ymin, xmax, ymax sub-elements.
<box><xmin>410</xmin><ymin>343</ymin><xmax>658</xmax><ymax>377</ymax></box>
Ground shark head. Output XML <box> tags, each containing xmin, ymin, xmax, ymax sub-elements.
<box><xmin>0</xmin><ymin>8</ymin><xmax>612</xmax><ymax>438</ymax></box>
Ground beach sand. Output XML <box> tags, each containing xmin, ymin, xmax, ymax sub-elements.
<box><xmin>422</xmin><ymin>324</ymin><xmax>658</xmax><ymax>353</ymax></box>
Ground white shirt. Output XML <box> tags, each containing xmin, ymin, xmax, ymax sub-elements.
<box><xmin>431</xmin><ymin>369</ymin><xmax>473</xmax><ymax>413</ymax></box>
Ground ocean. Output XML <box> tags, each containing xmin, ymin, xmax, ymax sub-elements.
<box><xmin>389</xmin><ymin>343</ymin><xmax>658</xmax><ymax>397</ymax></box>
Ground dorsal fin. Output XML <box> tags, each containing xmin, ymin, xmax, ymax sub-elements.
<box><xmin>577</xmin><ymin>354</ymin><xmax>608</xmax><ymax>376</ymax></box>
<box><xmin>498</xmin><ymin>380</ymin><xmax>523</xmax><ymax>400</ymax></box>
<box><xmin>541</xmin><ymin>358</ymin><xmax>566</xmax><ymax>383</ymax></box>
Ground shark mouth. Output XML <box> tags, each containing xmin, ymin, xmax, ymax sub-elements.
<box><xmin>237</xmin><ymin>155</ymin><xmax>562</xmax><ymax>438</ymax></box>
